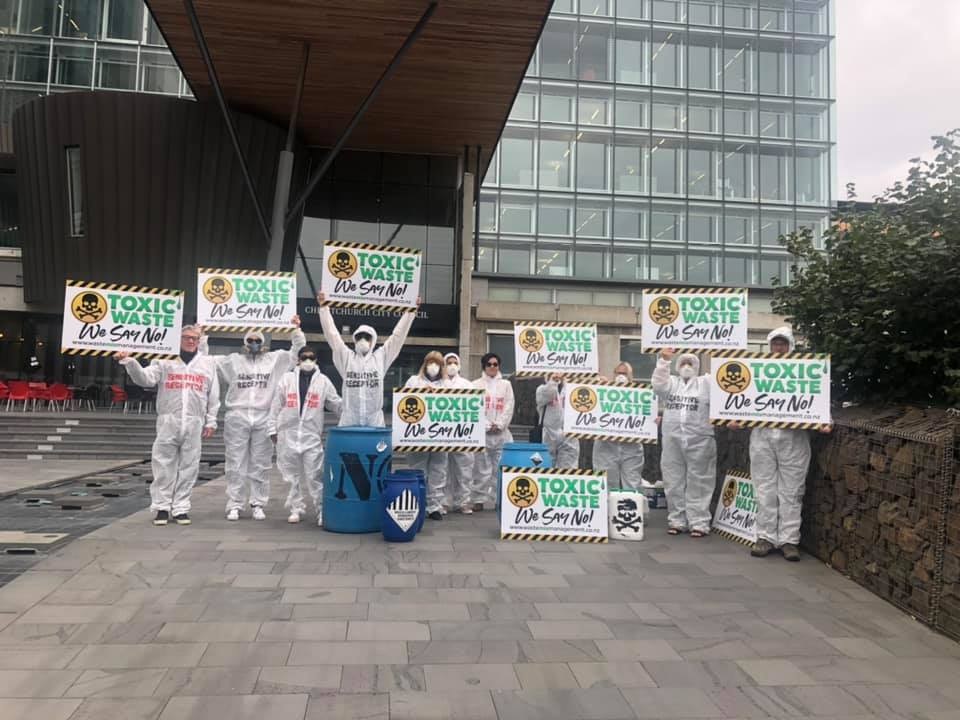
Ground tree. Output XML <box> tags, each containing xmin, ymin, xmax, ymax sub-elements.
<box><xmin>773</xmin><ymin>130</ymin><xmax>960</xmax><ymax>405</ymax></box>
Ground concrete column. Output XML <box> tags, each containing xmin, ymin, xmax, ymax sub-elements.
<box><xmin>457</xmin><ymin>171</ymin><xmax>475</xmax><ymax>367</ymax></box>
<box><xmin>266</xmin><ymin>150</ymin><xmax>295</xmax><ymax>270</ymax></box>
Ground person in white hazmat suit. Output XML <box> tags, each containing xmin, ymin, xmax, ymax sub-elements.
<box><xmin>269</xmin><ymin>346</ymin><xmax>342</xmax><ymax>527</ymax></box>
<box><xmin>743</xmin><ymin>326</ymin><xmax>832</xmax><ymax>561</ymax></box>
<box><xmin>404</xmin><ymin>351</ymin><xmax>448</xmax><ymax>521</ymax></box>
<box><xmin>536</xmin><ymin>373</ymin><xmax>580</xmax><ymax>468</ymax></box>
<box><xmin>592</xmin><ymin>361</ymin><xmax>646</xmax><ymax>490</ymax></box>
<box><xmin>473</xmin><ymin>352</ymin><xmax>514</xmax><ymax>511</ymax></box>
<box><xmin>117</xmin><ymin>325</ymin><xmax>219</xmax><ymax>526</ymax></box>
<box><xmin>442</xmin><ymin>352</ymin><xmax>477</xmax><ymax>514</ymax></box>
<box><xmin>651</xmin><ymin>349</ymin><xmax>716</xmax><ymax>537</ymax></box>
<box><xmin>202</xmin><ymin>317</ymin><xmax>305</xmax><ymax>521</ymax></box>
<box><xmin>316</xmin><ymin>292</ymin><xmax>417</xmax><ymax>427</ymax></box>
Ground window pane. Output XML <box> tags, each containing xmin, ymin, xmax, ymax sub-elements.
<box><xmin>651</xmin><ymin>139</ymin><xmax>684</xmax><ymax>196</ymax></box>
<box><xmin>615</xmin><ymin>27</ymin><xmax>648</xmax><ymax>85</ymax></box>
<box><xmin>689</xmin><ymin>0</ymin><xmax>721</xmax><ymax>25</ymax></box>
<box><xmin>577</xmin><ymin>139</ymin><xmax>608</xmax><ymax>192</ymax></box>
<box><xmin>105</xmin><ymin>0</ymin><xmax>144</xmax><ymax>41</ymax></box>
<box><xmin>500</xmin><ymin>137</ymin><xmax>534</xmax><ymax>186</ymax></box>
<box><xmin>60</xmin><ymin>0</ymin><xmax>100</xmax><ymax>39</ymax></box>
<box><xmin>688</xmin><ymin>95</ymin><xmax>721</xmax><ymax>133</ymax></box>
<box><xmin>52</xmin><ymin>42</ymin><xmax>92</xmax><ymax>87</ymax></box>
<box><xmin>795</xmin><ymin>0</ymin><xmax>829</xmax><ymax>34</ymax></box>
<box><xmin>576</xmin><ymin>249</ymin><xmax>607</xmax><ymax>279</ymax></box>
<box><xmin>614</xmin><ymin>140</ymin><xmax>648</xmax><ymax>194</ymax></box>
<box><xmin>7</xmin><ymin>40</ymin><xmax>49</xmax><ymax>83</ymax></box>
<box><xmin>616</xmin><ymin>94</ymin><xmax>648</xmax><ymax>128</ymax></box>
<box><xmin>499</xmin><ymin>244</ymin><xmax>532</xmax><ymax>274</ymax></box>
<box><xmin>760</xmin><ymin>145</ymin><xmax>793</xmax><ymax>202</ymax></box>
<box><xmin>723</xmin><ymin>36</ymin><xmax>755</xmax><ymax>93</ymax></box>
<box><xmin>759</xmin><ymin>38</ymin><xmax>793</xmax><ymax>96</ymax></box>
<box><xmin>796</xmin><ymin>147</ymin><xmax>828</xmax><ymax>205</ymax></box>
<box><xmin>652</xmin><ymin>92</ymin><xmax>685</xmax><ymax>131</ymax></box>
<box><xmin>723</xmin><ymin>256</ymin><xmax>752</xmax><ymax>285</ymax></box>
<box><xmin>652</xmin><ymin>0</ymin><xmax>685</xmax><ymax>22</ymax></box>
<box><xmin>689</xmin><ymin>206</ymin><xmax>721</xmax><ymax>244</ymax></box>
<box><xmin>795</xmin><ymin>102</ymin><xmax>829</xmax><ymax>140</ymax></box>
<box><xmin>725</xmin><ymin>210</ymin><xmax>758</xmax><ymax>246</ymax></box>
<box><xmin>541</xmin><ymin>20</ymin><xmax>576</xmax><ymax>80</ymax></box>
<box><xmin>688</xmin><ymin>33</ymin><xmax>720</xmax><ymax>91</ymax></box>
<box><xmin>145</xmin><ymin>14</ymin><xmax>165</xmax><ymax>45</ymax></box>
<box><xmin>479</xmin><ymin>196</ymin><xmax>497</xmax><ymax>233</ymax></box>
<box><xmin>539</xmin><ymin>135</ymin><xmax>574</xmax><ymax>189</ymax></box>
<box><xmin>687</xmin><ymin>254</ymin><xmax>715</xmax><ymax>283</ymax></box>
<box><xmin>617</xmin><ymin>0</ymin><xmax>648</xmax><ymax>20</ymax></box>
<box><xmin>581</xmin><ymin>0</ymin><xmax>612</xmax><ymax>15</ymax></box>
<box><xmin>759</xmin><ymin>258</ymin><xmax>784</xmax><ymax>287</ymax></box>
<box><xmin>760</xmin><ymin>102</ymin><xmax>792</xmax><ymax>139</ymax></box>
<box><xmin>795</xmin><ymin>39</ymin><xmax>828</xmax><ymax>97</ymax></box>
<box><xmin>650</xmin><ymin>253</ymin><xmax>678</xmax><ymax>281</ymax></box>
<box><xmin>612</xmin><ymin>251</ymin><xmax>645</xmax><ymax>280</ymax></box>
<box><xmin>539</xmin><ymin>201</ymin><xmax>573</xmax><ymax>236</ymax></box>
<box><xmin>579</xmin><ymin>94</ymin><xmax>611</xmax><ymax>126</ymax></box>
<box><xmin>499</xmin><ymin>195</ymin><xmax>535</xmax><ymax>234</ymax></box>
<box><xmin>17</xmin><ymin>0</ymin><xmax>54</xmax><ymax>34</ymax></box>
<box><xmin>651</xmin><ymin>30</ymin><xmax>683</xmax><ymax>87</ymax></box>
<box><xmin>688</xmin><ymin>141</ymin><xmax>721</xmax><ymax>198</ymax></box>
<box><xmin>576</xmin><ymin>202</ymin><xmax>610</xmax><ymax>238</ymax></box>
<box><xmin>725</xmin><ymin>1</ymin><xmax>757</xmax><ymax>29</ymax></box>
<box><xmin>509</xmin><ymin>92</ymin><xmax>536</xmax><ymax>121</ymax></box>
<box><xmin>541</xmin><ymin>92</ymin><xmax>575</xmax><ymax>123</ymax></box>
<box><xmin>66</xmin><ymin>146</ymin><xmax>84</xmax><ymax>236</ymax></box>
<box><xmin>614</xmin><ymin>202</ymin><xmax>647</xmax><ymax>240</ymax></box>
<box><xmin>578</xmin><ymin>23</ymin><xmax>610</xmax><ymax>82</ymax></box>
<box><xmin>651</xmin><ymin>205</ymin><xmax>684</xmax><ymax>243</ymax></box>
<box><xmin>536</xmin><ymin>247</ymin><xmax>572</xmax><ymax>277</ymax></box>
<box><xmin>759</xmin><ymin>0</ymin><xmax>791</xmax><ymax>31</ymax></box>
<box><xmin>477</xmin><ymin>241</ymin><xmax>495</xmax><ymax>273</ymax></box>
<box><xmin>140</xmin><ymin>50</ymin><xmax>179</xmax><ymax>94</ymax></box>
<box><xmin>96</xmin><ymin>46</ymin><xmax>137</xmax><ymax>90</ymax></box>
<box><xmin>724</xmin><ymin>142</ymin><xmax>758</xmax><ymax>200</ymax></box>
<box><xmin>761</xmin><ymin>210</ymin><xmax>794</xmax><ymax>246</ymax></box>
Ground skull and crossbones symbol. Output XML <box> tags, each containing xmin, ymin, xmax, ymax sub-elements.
<box><xmin>719</xmin><ymin>362</ymin><xmax>748</xmax><ymax>393</ymax></box>
<box><xmin>398</xmin><ymin>396</ymin><xmax>424</xmax><ymax>423</ymax></box>
<box><xmin>519</xmin><ymin>328</ymin><xmax>542</xmax><ymax>352</ymax></box>
<box><xmin>650</xmin><ymin>297</ymin><xmax>678</xmax><ymax>324</ymax></box>
<box><xmin>206</xmin><ymin>277</ymin><xmax>230</xmax><ymax>302</ymax></box>
<box><xmin>330</xmin><ymin>251</ymin><xmax>356</xmax><ymax>279</ymax></box>
<box><xmin>510</xmin><ymin>477</ymin><xmax>536</xmax><ymax>507</ymax></box>
<box><xmin>613</xmin><ymin>498</ymin><xmax>642</xmax><ymax>533</ymax></box>
<box><xmin>572</xmin><ymin>387</ymin><xmax>595</xmax><ymax>413</ymax></box>
<box><xmin>74</xmin><ymin>293</ymin><xmax>105</xmax><ymax>322</ymax></box>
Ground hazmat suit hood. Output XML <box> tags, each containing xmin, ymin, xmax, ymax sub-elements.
<box><xmin>352</xmin><ymin>324</ymin><xmax>378</xmax><ymax>350</ymax></box>
<box><xmin>767</xmin><ymin>326</ymin><xmax>795</xmax><ymax>352</ymax></box>
<box><xmin>443</xmin><ymin>352</ymin><xmax>461</xmax><ymax>365</ymax></box>
<box><xmin>243</xmin><ymin>328</ymin><xmax>266</xmax><ymax>353</ymax></box>
<box><xmin>676</xmin><ymin>353</ymin><xmax>700</xmax><ymax>375</ymax></box>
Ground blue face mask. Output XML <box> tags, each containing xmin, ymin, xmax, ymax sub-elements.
<box><xmin>246</xmin><ymin>341</ymin><xmax>262</xmax><ymax>354</ymax></box>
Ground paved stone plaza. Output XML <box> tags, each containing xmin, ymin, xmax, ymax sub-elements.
<box><xmin>0</xmin><ymin>477</ymin><xmax>958</xmax><ymax>720</ymax></box>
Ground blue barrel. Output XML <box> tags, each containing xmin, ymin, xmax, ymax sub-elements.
<box><xmin>381</xmin><ymin>473</ymin><xmax>421</xmax><ymax>543</ymax></box>
<box><xmin>498</xmin><ymin>442</ymin><xmax>552</xmax><ymax>511</ymax></box>
<box><xmin>390</xmin><ymin>469</ymin><xmax>426</xmax><ymax>532</ymax></box>
<box><xmin>323</xmin><ymin>426</ymin><xmax>392</xmax><ymax>533</ymax></box>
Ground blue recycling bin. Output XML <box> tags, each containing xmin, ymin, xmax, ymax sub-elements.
<box><xmin>381</xmin><ymin>472</ymin><xmax>421</xmax><ymax>543</ymax></box>
<box><xmin>498</xmin><ymin>442</ymin><xmax>552</xmax><ymax>512</ymax></box>
<box><xmin>322</xmin><ymin>426</ymin><xmax>392</xmax><ymax>533</ymax></box>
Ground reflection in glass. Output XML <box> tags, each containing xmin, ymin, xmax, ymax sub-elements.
<box><xmin>500</xmin><ymin>136</ymin><xmax>535</xmax><ymax>186</ymax></box>
<box><xmin>539</xmin><ymin>201</ymin><xmax>573</xmax><ymax>235</ymax></box>
<box><xmin>578</xmin><ymin>23</ymin><xmax>610</xmax><ymax>82</ymax></box>
<box><xmin>577</xmin><ymin>139</ymin><xmax>609</xmax><ymax>192</ymax></box>
<box><xmin>651</xmin><ymin>139</ymin><xmax>684</xmax><ymax>196</ymax></box>
<box><xmin>760</xmin><ymin>144</ymin><xmax>793</xmax><ymax>202</ymax></box>
<box><xmin>539</xmin><ymin>136</ymin><xmax>574</xmax><ymax>189</ymax></box>
<box><xmin>651</xmin><ymin>204</ymin><xmax>684</xmax><ymax>243</ymax></box>
<box><xmin>60</xmin><ymin>0</ymin><xmax>100</xmax><ymax>39</ymax></box>
<box><xmin>615</xmin><ymin>27</ymin><xmax>648</xmax><ymax>85</ymax></box>
<box><xmin>576</xmin><ymin>249</ymin><xmax>607</xmax><ymax>279</ymax></box>
<box><xmin>96</xmin><ymin>46</ymin><xmax>138</xmax><ymax>90</ymax></box>
<box><xmin>612</xmin><ymin>251</ymin><xmax>645</xmax><ymax>280</ymax></box>
<box><xmin>688</xmin><ymin>141</ymin><xmax>721</xmax><ymax>198</ymax></box>
<box><xmin>723</xmin><ymin>37</ymin><xmax>755</xmax><ymax>93</ymax></box>
<box><xmin>536</xmin><ymin>246</ymin><xmax>572</xmax><ymax>276</ymax></box>
<box><xmin>541</xmin><ymin>20</ymin><xmax>576</xmax><ymax>79</ymax></box>
<box><xmin>140</xmin><ymin>50</ymin><xmax>179</xmax><ymax>94</ymax></box>
<box><xmin>688</xmin><ymin>33</ymin><xmax>720</xmax><ymax>91</ymax></box>
<box><xmin>576</xmin><ymin>202</ymin><xmax>610</xmax><ymax>238</ymax></box>
<box><xmin>725</xmin><ymin>211</ymin><xmax>758</xmax><ymax>246</ymax></box>
<box><xmin>52</xmin><ymin>42</ymin><xmax>93</xmax><ymax>87</ymax></box>
<box><xmin>614</xmin><ymin>140</ymin><xmax>648</xmax><ymax>193</ymax></box>
<box><xmin>650</xmin><ymin>253</ymin><xmax>678</xmax><ymax>281</ymax></box>
<box><xmin>651</xmin><ymin>30</ymin><xmax>682</xmax><ymax>87</ymax></box>
<box><xmin>541</xmin><ymin>92</ymin><xmax>575</xmax><ymax>123</ymax></box>
<box><xmin>724</xmin><ymin>142</ymin><xmax>758</xmax><ymax>200</ymax></box>
<box><xmin>105</xmin><ymin>0</ymin><xmax>144</xmax><ymax>41</ymax></box>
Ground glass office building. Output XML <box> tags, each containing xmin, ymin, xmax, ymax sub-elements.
<box><xmin>478</xmin><ymin>0</ymin><xmax>835</xmax><ymax>289</ymax></box>
<box><xmin>0</xmin><ymin>0</ymin><xmax>189</xmax><ymax>124</ymax></box>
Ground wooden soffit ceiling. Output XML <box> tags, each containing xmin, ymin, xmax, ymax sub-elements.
<box><xmin>145</xmin><ymin>0</ymin><xmax>551</xmax><ymax>163</ymax></box>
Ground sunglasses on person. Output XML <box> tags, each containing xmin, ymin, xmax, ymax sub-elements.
<box><xmin>245</xmin><ymin>338</ymin><xmax>263</xmax><ymax>345</ymax></box>
<box><xmin>182</xmin><ymin>335</ymin><xmax>200</xmax><ymax>342</ymax></box>
<box><xmin>485</xmin><ymin>361</ymin><xmax>499</xmax><ymax>367</ymax></box>
<box><xmin>300</xmin><ymin>355</ymin><xmax>316</xmax><ymax>362</ymax></box>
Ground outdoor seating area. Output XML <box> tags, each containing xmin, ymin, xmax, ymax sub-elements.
<box><xmin>0</xmin><ymin>380</ymin><xmax>155</xmax><ymax>414</ymax></box>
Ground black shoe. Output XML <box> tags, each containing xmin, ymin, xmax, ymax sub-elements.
<box><xmin>173</xmin><ymin>514</ymin><xmax>191</xmax><ymax>526</ymax></box>
<box><xmin>428</xmin><ymin>511</ymin><xmax>443</xmax><ymax>521</ymax></box>
<box><xmin>153</xmin><ymin>510</ymin><xmax>169</xmax><ymax>526</ymax></box>
<box><xmin>473</xmin><ymin>503</ymin><xmax>484</xmax><ymax>513</ymax></box>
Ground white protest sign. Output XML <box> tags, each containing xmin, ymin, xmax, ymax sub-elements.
<box><xmin>712</xmin><ymin>471</ymin><xmax>758</xmax><ymax>544</ymax></box>
<box><xmin>709</xmin><ymin>353</ymin><xmax>832</xmax><ymax>429</ymax></box>
<box><xmin>641</xmin><ymin>288</ymin><xmax>748</xmax><ymax>351</ymax></box>
<box><xmin>391</xmin><ymin>388</ymin><xmax>486</xmax><ymax>453</ymax></box>
<box><xmin>500</xmin><ymin>469</ymin><xmax>609</xmax><ymax>543</ymax></box>
<box><xmin>320</xmin><ymin>241</ymin><xmax>422</xmax><ymax>311</ymax></box>
<box><xmin>562</xmin><ymin>380</ymin><xmax>658</xmax><ymax>443</ymax></box>
<box><xmin>197</xmin><ymin>268</ymin><xmax>297</xmax><ymax>332</ymax></box>
<box><xmin>61</xmin><ymin>280</ymin><xmax>183</xmax><ymax>359</ymax></box>
<box><xmin>513</xmin><ymin>322</ymin><xmax>599</xmax><ymax>377</ymax></box>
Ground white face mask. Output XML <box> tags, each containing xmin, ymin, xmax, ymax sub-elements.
<box><xmin>426</xmin><ymin>363</ymin><xmax>440</xmax><ymax>379</ymax></box>
<box><xmin>446</xmin><ymin>364</ymin><xmax>460</xmax><ymax>378</ymax></box>
<box><xmin>355</xmin><ymin>339</ymin><xmax>371</xmax><ymax>355</ymax></box>
<box><xmin>614</xmin><ymin>373</ymin><xmax>629</xmax><ymax>384</ymax></box>
<box><xmin>679</xmin><ymin>365</ymin><xmax>696</xmax><ymax>379</ymax></box>
<box><xmin>299</xmin><ymin>359</ymin><xmax>317</xmax><ymax>372</ymax></box>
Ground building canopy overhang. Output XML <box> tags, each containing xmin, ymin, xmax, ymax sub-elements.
<box><xmin>145</xmin><ymin>0</ymin><xmax>551</xmax><ymax>167</ymax></box>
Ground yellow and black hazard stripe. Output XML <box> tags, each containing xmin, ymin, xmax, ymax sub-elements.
<box><xmin>568</xmin><ymin>378</ymin><xmax>649</xmax><ymax>389</ymax></box>
<box><xmin>514</xmin><ymin>321</ymin><xmax>594</xmax><ymax>328</ymax></box>
<box><xmin>324</xmin><ymin>240</ymin><xmax>421</xmax><ymax>256</ymax></box>
<box><xmin>709</xmin><ymin>351</ymin><xmax>829</xmax><ymax>360</ymax></box>
<box><xmin>201</xmin><ymin>325</ymin><xmax>296</xmax><ymax>334</ymax></box>
<box><xmin>565</xmin><ymin>432</ymin><xmax>657</xmax><ymax>444</ymax></box>
<box><xmin>394</xmin><ymin>445</ymin><xmax>484</xmax><ymax>453</ymax></box>
<box><xmin>62</xmin><ymin>348</ymin><xmax>177</xmax><ymax>360</ymax></box>
<box><xmin>711</xmin><ymin>419</ymin><xmax>830</xmax><ymax>430</ymax></box>
<box><xmin>501</xmin><ymin>467</ymin><xmax>603</xmax><ymax>476</ymax></box>
<box><xmin>66</xmin><ymin>279</ymin><xmax>183</xmax><ymax>296</ymax></box>
<box><xmin>513</xmin><ymin>371</ymin><xmax>600</xmax><ymax>382</ymax></box>
<box><xmin>644</xmin><ymin>287</ymin><xmax>746</xmax><ymax>295</ymax></box>
<box><xmin>320</xmin><ymin>300</ymin><xmax>416</xmax><ymax>313</ymax></box>
<box><xmin>711</xmin><ymin>529</ymin><xmax>754</xmax><ymax>546</ymax></box>
<box><xmin>392</xmin><ymin>387</ymin><xmax>485</xmax><ymax>395</ymax></box>
<box><xmin>724</xmin><ymin>469</ymin><xmax>751</xmax><ymax>480</ymax></box>
<box><xmin>196</xmin><ymin>268</ymin><xmax>295</xmax><ymax>277</ymax></box>
<box><xmin>500</xmin><ymin>532</ymin><xmax>608</xmax><ymax>543</ymax></box>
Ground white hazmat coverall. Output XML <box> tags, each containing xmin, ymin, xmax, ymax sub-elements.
<box><xmin>652</xmin><ymin>353</ymin><xmax>716</xmax><ymax>533</ymax></box>
<box><xmin>442</xmin><ymin>353</ymin><xmax>477</xmax><ymax>509</ymax></box>
<box><xmin>121</xmin><ymin>355</ymin><xmax>219</xmax><ymax>516</ymax></box>
<box><xmin>536</xmin><ymin>380</ymin><xmax>580</xmax><ymax>468</ymax></box>
<box><xmin>751</xmin><ymin>327</ymin><xmax>812</xmax><ymax>547</ymax></box>
<box><xmin>206</xmin><ymin>329</ymin><xmax>306</xmax><ymax>513</ymax></box>
<box><xmin>473</xmin><ymin>371</ymin><xmax>514</xmax><ymax>506</ymax></box>
<box><xmin>318</xmin><ymin>309</ymin><xmax>415</xmax><ymax>427</ymax></box>
<box><xmin>404</xmin><ymin>373</ymin><xmax>448</xmax><ymax>514</ymax></box>
<box><xmin>269</xmin><ymin>368</ymin><xmax>342</xmax><ymax>519</ymax></box>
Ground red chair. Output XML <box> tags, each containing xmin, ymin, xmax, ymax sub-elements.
<box><xmin>6</xmin><ymin>381</ymin><xmax>29</xmax><ymax>411</ymax></box>
<box><xmin>48</xmin><ymin>383</ymin><xmax>71</xmax><ymax>411</ymax></box>
<box><xmin>0</xmin><ymin>381</ymin><xmax>8</xmax><ymax>403</ymax></box>
<box><xmin>109</xmin><ymin>385</ymin><xmax>128</xmax><ymax>413</ymax></box>
<box><xmin>27</xmin><ymin>382</ymin><xmax>51</xmax><ymax>411</ymax></box>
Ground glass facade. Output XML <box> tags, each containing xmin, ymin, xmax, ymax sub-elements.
<box><xmin>479</xmin><ymin>0</ymin><xmax>835</xmax><ymax>288</ymax></box>
<box><xmin>0</xmin><ymin>0</ymin><xmax>189</xmax><ymax>123</ymax></box>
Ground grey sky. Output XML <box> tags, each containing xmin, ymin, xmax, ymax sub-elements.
<box><xmin>837</xmin><ymin>1</ymin><xmax>960</xmax><ymax>200</ymax></box>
